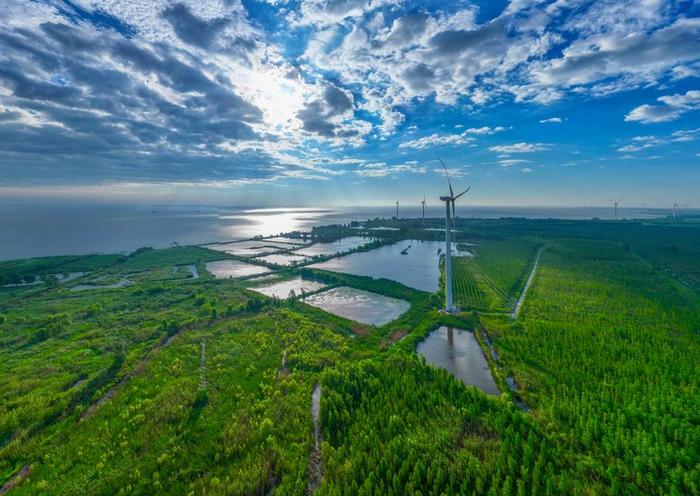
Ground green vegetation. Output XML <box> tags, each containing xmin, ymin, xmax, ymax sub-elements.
<box><xmin>452</xmin><ymin>238</ymin><xmax>539</xmax><ymax>311</ymax></box>
<box><xmin>482</xmin><ymin>238</ymin><xmax>700</xmax><ymax>494</ymax></box>
<box><xmin>1</xmin><ymin>217</ymin><xmax>699</xmax><ymax>495</ymax></box>
<box><xmin>319</xmin><ymin>354</ymin><xmax>556</xmax><ymax>496</ymax></box>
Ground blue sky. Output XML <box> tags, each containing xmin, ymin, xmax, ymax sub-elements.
<box><xmin>0</xmin><ymin>0</ymin><xmax>699</xmax><ymax>207</ymax></box>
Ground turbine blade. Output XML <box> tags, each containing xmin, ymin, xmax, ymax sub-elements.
<box><xmin>453</xmin><ymin>186</ymin><xmax>471</xmax><ymax>200</ymax></box>
<box><xmin>438</xmin><ymin>158</ymin><xmax>454</xmax><ymax>197</ymax></box>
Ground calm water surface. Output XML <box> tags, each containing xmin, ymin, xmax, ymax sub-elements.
<box><xmin>205</xmin><ymin>260</ymin><xmax>270</xmax><ymax>278</ymax></box>
<box><xmin>310</xmin><ymin>240</ymin><xmax>442</xmax><ymax>292</ymax></box>
<box><xmin>417</xmin><ymin>326</ymin><xmax>500</xmax><ymax>396</ymax></box>
<box><xmin>303</xmin><ymin>286</ymin><xmax>410</xmax><ymax>326</ymax></box>
<box><xmin>252</xmin><ymin>277</ymin><xmax>326</xmax><ymax>299</ymax></box>
<box><xmin>0</xmin><ymin>203</ymin><xmax>674</xmax><ymax>260</ymax></box>
<box><xmin>294</xmin><ymin>236</ymin><xmax>375</xmax><ymax>257</ymax></box>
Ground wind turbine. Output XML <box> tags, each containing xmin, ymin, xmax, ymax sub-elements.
<box><xmin>395</xmin><ymin>200</ymin><xmax>399</xmax><ymax>220</ymax></box>
<box><xmin>613</xmin><ymin>199</ymin><xmax>622</xmax><ymax>220</ymax></box>
<box><xmin>438</xmin><ymin>159</ymin><xmax>470</xmax><ymax>313</ymax></box>
<box><xmin>673</xmin><ymin>202</ymin><xmax>679</xmax><ymax>219</ymax></box>
<box><xmin>421</xmin><ymin>195</ymin><xmax>426</xmax><ymax>228</ymax></box>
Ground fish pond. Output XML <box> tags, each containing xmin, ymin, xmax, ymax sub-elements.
<box><xmin>417</xmin><ymin>326</ymin><xmax>500</xmax><ymax>396</ymax></box>
<box><xmin>302</xmin><ymin>286</ymin><xmax>410</xmax><ymax>326</ymax></box>
<box><xmin>251</xmin><ymin>276</ymin><xmax>326</xmax><ymax>299</ymax></box>
<box><xmin>205</xmin><ymin>260</ymin><xmax>270</xmax><ymax>278</ymax></box>
<box><xmin>309</xmin><ymin>240</ymin><xmax>442</xmax><ymax>292</ymax></box>
<box><xmin>205</xmin><ymin>240</ymin><xmax>283</xmax><ymax>256</ymax></box>
<box><xmin>256</xmin><ymin>253</ymin><xmax>310</xmax><ymax>266</ymax></box>
<box><xmin>293</xmin><ymin>236</ymin><xmax>376</xmax><ymax>257</ymax></box>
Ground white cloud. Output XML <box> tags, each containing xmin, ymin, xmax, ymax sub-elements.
<box><xmin>626</xmin><ymin>90</ymin><xmax>700</xmax><ymax>123</ymax></box>
<box><xmin>616</xmin><ymin>129</ymin><xmax>700</xmax><ymax>156</ymax></box>
<box><xmin>395</xmin><ymin>125</ymin><xmax>505</xmax><ymax>150</ymax></box>
<box><xmin>465</xmin><ymin>126</ymin><xmax>507</xmax><ymax>135</ymax></box>
<box><xmin>498</xmin><ymin>159</ymin><xmax>530</xmax><ymax>167</ymax></box>
<box><xmin>617</xmin><ymin>144</ymin><xmax>650</xmax><ymax>153</ymax></box>
<box><xmin>521</xmin><ymin>167</ymin><xmax>533</xmax><ymax>173</ymax></box>
<box><xmin>489</xmin><ymin>142</ymin><xmax>549</xmax><ymax>153</ymax></box>
<box><xmin>625</xmin><ymin>105</ymin><xmax>682</xmax><ymax>123</ymax></box>
<box><xmin>539</xmin><ymin>18</ymin><xmax>700</xmax><ymax>84</ymax></box>
<box><xmin>672</xmin><ymin>128</ymin><xmax>700</xmax><ymax>142</ymax></box>
<box><xmin>539</xmin><ymin>117</ymin><xmax>562</xmax><ymax>123</ymax></box>
<box><xmin>354</xmin><ymin>160</ymin><xmax>426</xmax><ymax>177</ymax></box>
<box><xmin>399</xmin><ymin>132</ymin><xmax>475</xmax><ymax>150</ymax></box>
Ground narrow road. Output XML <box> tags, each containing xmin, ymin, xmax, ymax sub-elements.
<box><xmin>307</xmin><ymin>384</ymin><xmax>323</xmax><ymax>495</ymax></box>
<box><xmin>512</xmin><ymin>248</ymin><xmax>543</xmax><ymax>319</ymax></box>
<box><xmin>0</xmin><ymin>465</ymin><xmax>30</xmax><ymax>495</ymax></box>
<box><xmin>81</xmin><ymin>331</ymin><xmax>180</xmax><ymax>420</ymax></box>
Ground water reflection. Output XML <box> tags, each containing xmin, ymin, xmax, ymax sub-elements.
<box><xmin>205</xmin><ymin>260</ymin><xmax>270</xmax><ymax>278</ymax></box>
<box><xmin>252</xmin><ymin>277</ymin><xmax>326</xmax><ymax>299</ymax></box>
<box><xmin>417</xmin><ymin>326</ymin><xmax>500</xmax><ymax>396</ymax></box>
<box><xmin>309</xmin><ymin>240</ymin><xmax>442</xmax><ymax>292</ymax></box>
<box><xmin>303</xmin><ymin>286</ymin><xmax>410</xmax><ymax>326</ymax></box>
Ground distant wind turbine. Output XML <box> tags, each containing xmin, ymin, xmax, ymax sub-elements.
<box><xmin>421</xmin><ymin>194</ymin><xmax>426</xmax><ymax>228</ymax></box>
<box><xmin>395</xmin><ymin>200</ymin><xmax>399</xmax><ymax>220</ymax></box>
<box><xmin>438</xmin><ymin>158</ymin><xmax>470</xmax><ymax>313</ymax></box>
<box><xmin>673</xmin><ymin>202</ymin><xmax>679</xmax><ymax>219</ymax></box>
<box><xmin>613</xmin><ymin>199</ymin><xmax>622</xmax><ymax>220</ymax></box>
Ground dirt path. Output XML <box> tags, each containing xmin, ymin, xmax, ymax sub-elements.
<box><xmin>307</xmin><ymin>384</ymin><xmax>323</xmax><ymax>495</ymax></box>
<box><xmin>512</xmin><ymin>248</ymin><xmax>543</xmax><ymax>319</ymax></box>
<box><xmin>81</xmin><ymin>332</ymin><xmax>179</xmax><ymax>421</ymax></box>
<box><xmin>0</xmin><ymin>465</ymin><xmax>31</xmax><ymax>495</ymax></box>
<box><xmin>198</xmin><ymin>341</ymin><xmax>207</xmax><ymax>390</ymax></box>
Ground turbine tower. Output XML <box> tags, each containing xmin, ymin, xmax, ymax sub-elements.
<box><xmin>438</xmin><ymin>159</ymin><xmax>470</xmax><ymax>313</ymax></box>
<box><xmin>613</xmin><ymin>199</ymin><xmax>622</xmax><ymax>220</ymax></box>
<box><xmin>395</xmin><ymin>200</ymin><xmax>399</xmax><ymax>219</ymax></box>
<box><xmin>673</xmin><ymin>202</ymin><xmax>679</xmax><ymax>219</ymax></box>
<box><xmin>421</xmin><ymin>195</ymin><xmax>426</xmax><ymax>228</ymax></box>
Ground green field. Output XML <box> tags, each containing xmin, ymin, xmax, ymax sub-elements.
<box><xmin>1</xmin><ymin>217</ymin><xmax>699</xmax><ymax>495</ymax></box>
<box><xmin>452</xmin><ymin>238</ymin><xmax>539</xmax><ymax>312</ymax></box>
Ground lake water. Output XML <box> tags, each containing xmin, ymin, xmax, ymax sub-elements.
<box><xmin>0</xmin><ymin>202</ymin><xmax>677</xmax><ymax>260</ymax></box>
<box><xmin>205</xmin><ymin>260</ymin><xmax>270</xmax><ymax>278</ymax></box>
<box><xmin>256</xmin><ymin>253</ymin><xmax>310</xmax><ymax>266</ymax></box>
<box><xmin>251</xmin><ymin>277</ymin><xmax>326</xmax><ymax>299</ymax></box>
<box><xmin>309</xmin><ymin>240</ymin><xmax>442</xmax><ymax>292</ymax></box>
<box><xmin>293</xmin><ymin>236</ymin><xmax>376</xmax><ymax>257</ymax></box>
<box><xmin>417</xmin><ymin>326</ymin><xmax>499</xmax><ymax>396</ymax></box>
<box><xmin>302</xmin><ymin>286</ymin><xmax>410</xmax><ymax>326</ymax></box>
<box><xmin>205</xmin><ymin>240</ymin><xmax>285</xmax><ymax>256</ymax></box>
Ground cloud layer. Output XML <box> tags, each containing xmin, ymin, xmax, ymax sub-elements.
<box><xmin>0</xmin><ymin>0</ymin><xmax>698</xmax><ymax>190</ymax></box>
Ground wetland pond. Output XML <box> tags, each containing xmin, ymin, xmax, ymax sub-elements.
<box><xmin>293</xmin><ymin>236</ymin><xmax>376</xmax><ymax>257</ymax></box>
<box><xmin>303</xmin><ymin>286</ymin><xmax>409</xmax><ymax>326</ymax></box>
<box><xmin>417</xmin><ymin>326</ymin><xmax>500</xmax><ymax>396</ymax></box>
<box><xmin>206</xmin><ymin>241</ymin><xmax>282</xmax><ymax>256</ymax></box>
<box><xmin>251</xmin><ymin>277</ymin><xmax>326</xmax><ymax>299</ymax></box>
<box><xmin>309</xmin><ymin>240</ymin><xmax>441</xmax><ymax>292</ymax></box>
<box><xmin>205</xmin><ymin>260</ymin><xmax>270</xmax><ymax>278</ymax></box>
<box><xmin>256</xmin><ymin>253</ymin><xmax>310</xmax><ymax>266</ymax></box>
